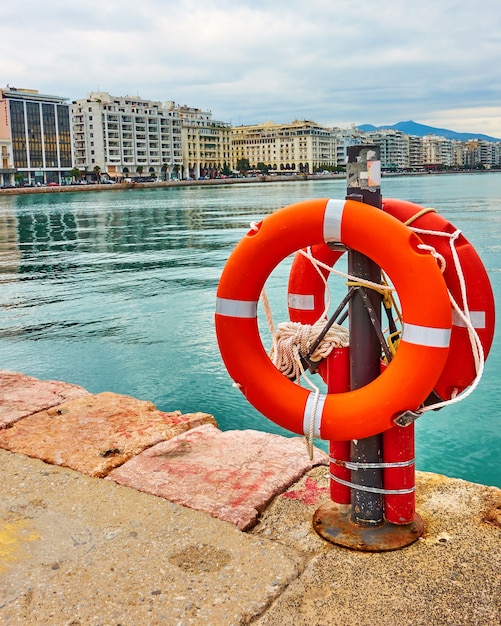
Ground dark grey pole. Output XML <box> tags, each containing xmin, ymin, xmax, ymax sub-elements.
<box><xmin>346</xmin><ymin>145</ymin><xmax>384</xmax><ymax>526</ymax></box>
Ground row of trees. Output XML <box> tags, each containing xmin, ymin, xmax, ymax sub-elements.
<box><xmin>234</xmin><ymin>158</ymin><xmax>344</xmax><ymax>175</ymax></box>
<box><xmin>67</xmin><ymin>159</ymin><xmax>343</xmax><ymax>182</ymax></box>
<box><xmin>68</xmin><ymin>163</ymin><xmax>181</xmax><ymax>182</ymax></box>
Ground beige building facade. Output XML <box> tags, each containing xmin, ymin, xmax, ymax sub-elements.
<box><xmin>421</xmin><ymin>135</ymin><xmax>462</xmax><ymax>169</ymax></box>
<box><xmin>0</xmin><ymin>93</ymin><xmax>14</xmax><ymax>186</ymax></box>
<box><xmin>231</xmin><ymin>120</ymin><xmax>338</xmax><ymax>174</ymax></box>
<box><xmin>169</xmin><ymin>103</ymin><xmax>232</xmax><ymax>179</ymax></box>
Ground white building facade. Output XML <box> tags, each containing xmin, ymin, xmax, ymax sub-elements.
<box><xmin>71</xmin><ymin>92</ymin><xmax>183</xmax><ymax>180</ymax></box>
<box><xmin>332</xmin><ymin>127</ymin><xmax>363</xmax><ymax>168</ymax></box>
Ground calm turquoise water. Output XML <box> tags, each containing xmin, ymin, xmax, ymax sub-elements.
<box><xmin>0</xmin><ymin>174</ymin><xmax>499</xmax><ymax>487</ymax></box>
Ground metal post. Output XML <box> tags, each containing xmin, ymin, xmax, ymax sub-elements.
<box><xmin>313</xmin><ymin>146</ymin><xmax>424</xmax><ymax>550</ymax></box>
<box><xmin>346</xmin><ymin>146</ymin><xmax>384</xmax><ymax>526</ymax></box>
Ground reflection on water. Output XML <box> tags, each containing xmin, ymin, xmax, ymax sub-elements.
<box><xmin>0</xmin><ymin>174</ymin><xmax>500</xmax><ymax>487</ymax></box>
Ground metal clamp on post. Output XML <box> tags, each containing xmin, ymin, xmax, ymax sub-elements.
<box><xmin>394</xmin><ymin>409</ymin><xmax>423</xmax><ymax>427</ymax></box>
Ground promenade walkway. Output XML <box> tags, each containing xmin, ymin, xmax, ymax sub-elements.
<box><xmin>1</xmin><ymin>370</ymin><xmax>499</xmax><ymax>625</ymax></box>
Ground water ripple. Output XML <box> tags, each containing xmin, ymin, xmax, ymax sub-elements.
<box><xmin>1</xmin><ymin>176</ymin><xmax>500</xmax><ymax>487</ymax></box>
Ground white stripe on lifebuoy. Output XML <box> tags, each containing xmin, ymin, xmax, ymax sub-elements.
<box><xmin>288</xmin><ymin>294</ymin><xmax>315</xmax><ymax>310</ymax></box>
<box><xmin>452</xmin><ymin>310</ymin><xmax>486</xmax><ymax>329</ymax></box>
<box><xmin>216</xmin><ymin>298</ymin><xmax>258</xmax><ymax>318</ymax></box>
<box><xmin>303</xmin><ymin>392</ymin><xmax>327</xmax><ymax>438</ymax></box>
<box><xmin>402</xmin><ymin>323</ymin><xmax>451</xmax><ymax>348</ymax></box>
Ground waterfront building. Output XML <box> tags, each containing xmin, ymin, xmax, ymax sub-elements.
<box><xmin>231</xmin><ymin>120</ymin><xmax>338</xmax><ymax>174</ymax></box>
<box><xmin>0</xmin><ymin>132</ymin><xmax>14</xmax><ymax>188</ymax></box>
<box><xmin>462</xmin><ymin>139</ymin><xmax>499</xmax><ymax>169</ymax></box>
<box><xmin>167</xmin><ymin>103</ymin><xmax>232</xmax><ymax>179</ymax></box>
<box><xmin>71</xmin><ymin>92</ymin><xmax>183</xmax><ymax>181</ymax></box>
<box><xmin>332</xmin><ymin>127</ymin><xmax>363</xmax><ymax>167</ymax></box>
<box><xmin>362</xmin><ymin>129</ymin><xmax>411</xmax><ymax>170</ymax></box>
<box><xmin>0</xmin><ymin>86</ymin><xmax>73</xmax><ymax>186</ymax></box>
<box><xmin>407</xmin><ymin>135</ymin><xmax>424</xmax><ymax>170</ymax></box>
<box><xmin>421</xmin><ymin>135</ymin><xmax>462</xmax><ymax>169</ymax></box>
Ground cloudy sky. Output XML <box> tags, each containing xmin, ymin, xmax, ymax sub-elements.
<box><xmin>2</xmin><ymin>0</ymin><xmax>501</xmax><ymax>137</ymax></box>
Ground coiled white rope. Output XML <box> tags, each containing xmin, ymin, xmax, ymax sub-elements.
<box><xmin>264</xmin><ymin>305</ymin><xmax>349</xmax><ymax>459</ymax></box>
<box><xmin>270</xmin><ymin>319</ymin><xmax>349</xmax><ymax>382</ymax></box>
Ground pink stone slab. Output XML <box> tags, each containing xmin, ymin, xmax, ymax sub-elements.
<box><xmin>0</xmin><ymin>391</ymin><xmax>217</xmax><ymax>477</ymax></box>
<box><xmin>107</xmin><ymin>424</ymin><xmax>328</xmax><ymax>530</ymax></box>
<box><xmin>0</xmin><ymin>370</ymin><xmax>90</xmax><ymax>428</ymax></box>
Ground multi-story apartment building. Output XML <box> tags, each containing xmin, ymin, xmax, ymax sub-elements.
<box><xmin>421</xmin><ymin>135</ymin><xmax>462</xmax><ymax>169</ymax></box>
<box><xmin>462</xmin><ymin>139</ymin><xmax>500</xmax><ymax>169</ymax></box>
<box><xmin>231</xmin><ymin>120</ymin><xmax>337</xmax><ymax>174</ymax></box>
<box><xmin>0</xmin><ymin>86</ymin><xmax>73</xmax><ymax>186</ymax></box>
<box><xmin>334</xmin><ymin>127</ymin><xmax>501</xmax><ymax>171</ymax></box>
<box><xmin>71</xmin><ymin>92</ymin><xmax>183</xmax><ymax>180</ymax></box>
<box><xmin>332</xmin><ymin>127</ymin><xmax>363</xmax><ymax>167</ymax></box>
<box><xmin>168</xmin><ymin>103</ymin><xmax>232</xmax><ymax>179</ymax></box>
<box><xmin>362</xmin><ymin>129</ymin><xmax>410</xmax><ymax>170</ymax></box>
<box><xmin>0</xmin><ymin>131</ymin><xmax>14</xmax><ymax>187</ymax></box>
<box><xmin>407</xmin><ymin>135</ymin><xmax>424</xmax><ymax>170</ymax></box>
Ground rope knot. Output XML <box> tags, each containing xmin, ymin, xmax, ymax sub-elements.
<box><xmin>270</xmin><ymin>319</ymin><xmax>349</xmax><ymax>381</ymax></box>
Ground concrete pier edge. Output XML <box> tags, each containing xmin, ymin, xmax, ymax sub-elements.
<box><xmin>1</xmin><ymin>370</ymin><xmax>500</xmax><ymax>625</ymax></box>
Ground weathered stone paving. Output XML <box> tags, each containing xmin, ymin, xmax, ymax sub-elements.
<box><xmin>1</xmin><ymin>370</ymin><xmax>499</xmax><ymax>625</ymax></box>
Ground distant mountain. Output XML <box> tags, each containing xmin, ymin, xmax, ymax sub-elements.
<box><xmin>357</xmin><ymin>120</ymin><xmax>501</xmax><ymax>143</ymax></box>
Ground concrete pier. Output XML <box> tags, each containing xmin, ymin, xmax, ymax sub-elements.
<box><xmin>1</xmin><ymin>371</ymin><xmax>500</xmax><ymax>625</ymax></box>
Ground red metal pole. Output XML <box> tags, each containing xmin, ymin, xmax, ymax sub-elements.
<box><xmin>383</xmin><ymin>423</ymin><xmax>416</xmax><ymax>524</ymax></box>
<box><xmin>319</xmin><ymin>347</ymin><xmax>351</xmax><ymax>504</ymax></box>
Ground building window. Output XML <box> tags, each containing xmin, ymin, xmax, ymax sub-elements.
<box><xmin>10</xmin><ymin>100</ymin><xmax>28</xmax><ymax>168</ymax></box>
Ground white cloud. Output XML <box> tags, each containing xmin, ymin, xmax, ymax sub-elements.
<box><xmin>422</xmin><ymin>107</ymin><xmax>501</xmax><ymax>138</ymax></box>
<box><xmin>2</xmin><ymin>0</ymin><xmax>501</xmax><ymax>137</ymax></box>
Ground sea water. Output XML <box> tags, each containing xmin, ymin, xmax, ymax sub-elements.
<box><xmin>0</xmin><ymin>173</ymin><xmax>499</xmax><ymax>487</ymax></box>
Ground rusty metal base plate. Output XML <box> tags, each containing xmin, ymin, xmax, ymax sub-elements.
<box><xmin>313</xmin><ymin>502</ymin><xmax>424</xmax><ymax>552</ymax></box>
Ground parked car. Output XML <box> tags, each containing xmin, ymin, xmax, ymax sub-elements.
<box><xmin>47</xmin><ymin>181</ymin><xmax>59</xmax><ymax>187</ymax></box>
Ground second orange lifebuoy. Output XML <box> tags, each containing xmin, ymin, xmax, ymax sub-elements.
<box><xmin>288</xmin><ymin>198</ymin><xmax>495</xmax><ymax>401</ymax></box>
<box><xmin>384</xmin><ymin>198</ymin><xmax>494</xmax><ymax>399</ymax></box>
<box><xmin>216</xmin><ymin>198</ymin><xmax>452</xmax><ymax>441</ymax></box>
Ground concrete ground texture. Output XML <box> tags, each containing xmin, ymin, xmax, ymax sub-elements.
<box><xmin>1</xmin><ymin>370</ymin><xmax>500</xmax><ymax>625</ymax></box>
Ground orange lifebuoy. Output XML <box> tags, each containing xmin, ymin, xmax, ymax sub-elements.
<box><xmin>215</xmin><ymin>198</ymin><xmax>452</xmax><ymax>441</ymax></box>
<box><xmin>288</xmin><ymin>243</ymin><xmax>344</xmax><ymax>325</ymax></box>
<box><xmin>384</xmin><ymin>198</ymin><xmax>495</xmax><ymax>399</ymax></box>
<box><xmin>288</xmin><ymin>198</ymin><xmax>495</xmax><ymax>400</ymax></box>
